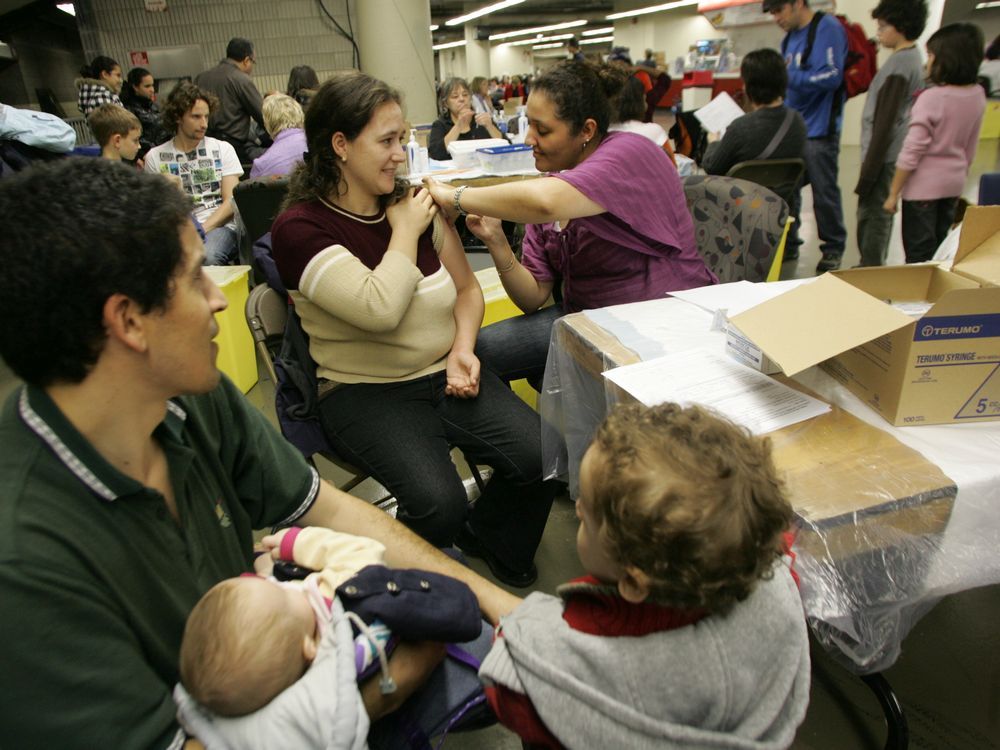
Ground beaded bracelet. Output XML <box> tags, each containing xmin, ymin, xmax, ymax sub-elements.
<box><xmin>453</xmin><ymin>185</ymin><xmax>468</xmax><ymax>217</ymax></box>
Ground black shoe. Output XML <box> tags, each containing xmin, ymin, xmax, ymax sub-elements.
<box><xmin>782</xmin><ymin>247</ymin><xmax>799</xmax><ymax>262</ymax></box>
<box><xmin>816</xmin><ymin>252</ymin><xmax>842</xmax><ymax>273</ymax></box>
<box><xmin>455</xmin><ymin>524</ymin><xmax>538</xmax><ymax>589</ymax></box>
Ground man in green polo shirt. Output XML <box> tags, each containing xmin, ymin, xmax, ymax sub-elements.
<box><xmin>0</xmin><ymin>159</ymin><xmax>520</xmax><ymax>750</ymax></box>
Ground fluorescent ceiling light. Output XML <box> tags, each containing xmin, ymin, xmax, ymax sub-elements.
<box><xmin>607</xmin><ymin>0</ymin><xmax>699</xmax><ymax>20</ymax></box>
<box><xmin>433</xmin><ymin>40</ymin><xmax>467</xmax><ymax>50</ymax></box>
<box><xmin>506</xmin><ymin>33</ymin><xmax>575</xmax><ymax>47</ymax></box>
<box><xmin>976</xmin><ymin>1</ymin><xmax>1000</xmax><ymax>7</ymax></box>
<box><xmin>489</xmin><ymin>19</ymin><xmax>586</xmax><ymax>41</ymax></box>
<box><xmin>57</xmin><ymin>2</ymin><xmax>75</xmax><ymax>14</ymax></box>
<box><xmin>532</xmin><ymin>42</ymin><xmax>564</xmax><ymax>49</ymax></box>
<box><xmin>580</xmin><ymin>36</ymin><xmax>614</xmax><ymax>45</ymax></box>
<box><xmin>429</xmin><ymin>24</ymin><xmax>439</xmax><ymax>31</ymax></box>
<box><xmin>581</xmin><ymin>26</ymin><xmax>614</xmax><ymax>36</ymax></box>
<box><xmin>446</xmin><ymin>0</ymin><xmax>525</xmax><ymax>26</ymax></box>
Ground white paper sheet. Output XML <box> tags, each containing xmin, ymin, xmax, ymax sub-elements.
<box><xmin>669</xmin><ymin>278</ymin><xmax>817</xmax><ymax>317</ymax></box>
<box><xmin>602</xmin><ymin>348</ymin><xmax>830</xmax><ymax>435</ymax></box>
<box><xmin>583</xmin><ymin>297</ymin><xmax>716</xmax><ymax>361</ymax></box>
<box><xmin>692</xmin><ymin>92</ymin><xmax>746</xmax><ymax>135</ymax></box>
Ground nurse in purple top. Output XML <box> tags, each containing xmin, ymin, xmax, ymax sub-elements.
<box><xmin>425</xmin><ymin>61</ymin><xmax>716</xmax><ymax>386</ymax></box>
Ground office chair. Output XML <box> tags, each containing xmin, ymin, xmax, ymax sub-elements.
<box><xmin>232</xmin><ymin>177</ymin><xmax>290</xmax><ymax>277</ymax></box>
<box><xmin>682</xmin><ymin>175</ymin><xmax>789</xmax><ymax>284</ymax></box>
<box><xmin>725</xmin><ymin>158</ymin><xmax>805</xmax><ymax>210</ymax></box>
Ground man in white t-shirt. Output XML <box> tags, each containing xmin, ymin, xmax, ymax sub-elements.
<box><xmin>145</xmin><ymin>82</ymin><xmax>243</xmax><ymax>265</ymax></box>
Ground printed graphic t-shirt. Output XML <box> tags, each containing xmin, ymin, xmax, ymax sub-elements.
<box><xmin>144</xmin><ymin>136</ymin><xmax>243</xmax><ymax>225</ymax></box>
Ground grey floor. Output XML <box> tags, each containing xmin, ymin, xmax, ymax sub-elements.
<box><xmin>2</xmin><ymin>140</ymin><xmax>997</xmax><ymax>749</ymax></box>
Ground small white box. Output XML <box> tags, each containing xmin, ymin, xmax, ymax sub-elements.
<box><xmin>725</xmin><ymin>323</ymin><xmax>782</xmax><ymax>374</ymax></box>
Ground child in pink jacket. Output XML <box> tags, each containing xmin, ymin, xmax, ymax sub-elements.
<box><xmin>884</xmin><ymin>23</ymin><xmax>986</xmax><ymax>263</ymax></box>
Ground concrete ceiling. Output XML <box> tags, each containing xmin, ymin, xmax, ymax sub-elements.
<box><xmin>429</xmin><ymin>0</ymin><xmax>615</xmax><ymax>43</ymax></box>
<box><xmin>0</xmin><ymin>0</ymin><xmax>36</xmax><ymax>17</ymax></box>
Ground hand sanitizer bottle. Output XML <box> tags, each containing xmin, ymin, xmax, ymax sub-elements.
<box><xmin>406</xmin><ymin>129</ymin><xmax>420</xmax><ymax>175</ymax></box>
<box><xmin>516</xmin><ymin>107</ymin><xmax>529</xmax><ymax>144</ymax></box>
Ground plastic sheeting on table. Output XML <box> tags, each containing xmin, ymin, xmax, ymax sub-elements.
<box><xmin>540</xmin><ymin>306</ymin><xmax>1000</xmax><ymax>675</ymax></box>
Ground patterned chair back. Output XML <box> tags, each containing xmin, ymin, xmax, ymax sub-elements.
<box><xmin>682</xmin><ymin>175</ymin><xmax>789</xmax><ymax>284</ymax></box>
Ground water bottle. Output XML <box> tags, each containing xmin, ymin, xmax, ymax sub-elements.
<box><xmin>406</xmin><ymin>128</ymin><xmax>420</xmax><ymax>175</ymax></box>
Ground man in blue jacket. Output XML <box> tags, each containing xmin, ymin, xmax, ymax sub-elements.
<box><xmin>765</xmin><ymin>0</ymin><xmax>848</xmax><ymax>272</ymax></box>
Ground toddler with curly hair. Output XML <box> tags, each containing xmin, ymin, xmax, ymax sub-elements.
<box><xmin>480</xmin><ymin>402</ymin><xmax>811</xmax><ymax>749</ymax></box>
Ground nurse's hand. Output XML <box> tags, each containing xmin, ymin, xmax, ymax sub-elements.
<box><xmin>465</xmin><ymin>214</ymin><xmax>504</xmax><ymax>245</ymax></box>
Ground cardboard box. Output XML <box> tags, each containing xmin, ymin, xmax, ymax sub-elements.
<box><xmin>728</xmin><ymin>233</ymin><xmax>1000</xmax><ymax>425</ymax></box>
<box><xmin>949</xmin><ymin>205</ymin><xmax>1000</xmax><ymax>287</ymax></box>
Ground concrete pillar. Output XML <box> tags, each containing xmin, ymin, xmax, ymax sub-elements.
<box><xmin>464</xmin><ymin>25</ymin><xmax>491</xmax><ymax>80</ymax></box>
<box><xmin>356</xmin><ymin>0</ymin><xmax>437</xmax><ymax>123</ymax></box>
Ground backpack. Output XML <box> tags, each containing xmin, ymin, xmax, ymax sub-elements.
<box><xmin>787</xmin><ymin>11</ymin><xmax>878</xmax><ymax>99</ymax></box>
<box><xmin>252</xmin><ymin>233</ymin><xmax>336</xmax><ymax>459</ymax></box>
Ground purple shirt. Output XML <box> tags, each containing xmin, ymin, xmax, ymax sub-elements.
<box><xmin>896</xmin><ymin>85</ymin><xmax>985</xmax><ymax>201</ymax></box>
<box><xmin>249</xmin><ymin>127</ymin><xmax>307</xmax><ymax>179</ymax></box>
<box><xmin>521</xmin><ymin>131</ymin><xmax>715</xmax><ymax>313</ymax></box>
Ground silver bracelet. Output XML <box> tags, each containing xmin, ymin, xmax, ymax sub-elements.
<box><xmin>453</xmin><ymin>185</ymin><xmax>468</xmax><ymax>217</ymax></box>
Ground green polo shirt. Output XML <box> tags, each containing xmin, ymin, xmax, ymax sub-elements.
<box><xmin>0</xmin><ymin>377</ymin><xmax>319</xmax><ymax>749</ymax></box>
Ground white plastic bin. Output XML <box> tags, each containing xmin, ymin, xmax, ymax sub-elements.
<box><xmin>476</xmin><ymin>144</ymin><xmax>536</xmax><ymax>174</ymax></box>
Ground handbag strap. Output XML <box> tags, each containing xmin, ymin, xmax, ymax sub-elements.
<box><xmin>754</xmin><ymin>108</ymin><xmax>795</xmax><ymax>161</ymax></box>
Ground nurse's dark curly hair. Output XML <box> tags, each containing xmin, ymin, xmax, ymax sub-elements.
<box><xmin>530</xmin><ymin>61</ymin><xmax>628</xmax><ymax>137</ymax></box>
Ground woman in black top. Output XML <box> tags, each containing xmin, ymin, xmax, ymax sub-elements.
<box><xmin>428</xmin><ymin>77</ymin><xmax>504</xmax><ymax>160</ymax></box>
<box><xmin>120</xmin><ymin>67</ymin><xmax>168</xmax><ymax>159</ymax></box>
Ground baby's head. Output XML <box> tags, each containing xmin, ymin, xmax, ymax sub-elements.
<box><xmin>180</xmin><ymin>576</ymin><xmax>319</xmax><ymax>716</ymax></box>
<box><xmin>576</xmin><ymin>403</ymin><xmax>792</xmax><ymax>614</ymax></box>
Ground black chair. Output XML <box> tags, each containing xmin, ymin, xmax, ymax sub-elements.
<box><xmin>232</xmin><ymin>177</ymin><xmax>289</xmax><ymax>278</ymax></box>
<box><xmin>245</xmin><ymin>283</ymin><xmax>485</xmax><ymax>502</ymax></box>
<box><xmin>725</xmin><ymin>158</ymin><xmax>806</xmax><ymax>210</ymax></box>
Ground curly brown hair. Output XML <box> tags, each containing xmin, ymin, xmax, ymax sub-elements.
<box><xmin>160</xmin><ymin>81</ymin><xmax>218</xmax><ymax>136</ymax></box>
<box><xmin>283</xmin><ymin>71</ymin><xmax>407</xmax><ymax>211</ymax></box>
<box><xmin>589</xmin><ymin>403</ymin><xmax>792</xmax><ymax>613</ymax></box>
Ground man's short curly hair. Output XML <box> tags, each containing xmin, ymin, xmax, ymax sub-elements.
<box><xmin>589</xmin><ymin>403</ymin><xmax>792</xmax><ymax>613</ymax></box>
<box><xmin>0</xmin><ymin>158</ymin><xmax>190</xmax><ymax>386</ymax></box>
<box><xmin>870</xmin><ymin>0</ymin><xmax>927</xmax><ymax>42</ymax></box>
<box><xmin>161</xmin><ymin>81</ymin><xmax>218</xmax><ymax>136</ymax></box>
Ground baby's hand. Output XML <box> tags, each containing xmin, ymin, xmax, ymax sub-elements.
<box><xmin>260</xmin><ymin>532</ymin><xmax>284</xmax><ymax>559</ymax></box>
<box><xmin>253</xmin><ymin>551</ymin><xmax>275</xmax><ymax>576</ymax></box>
